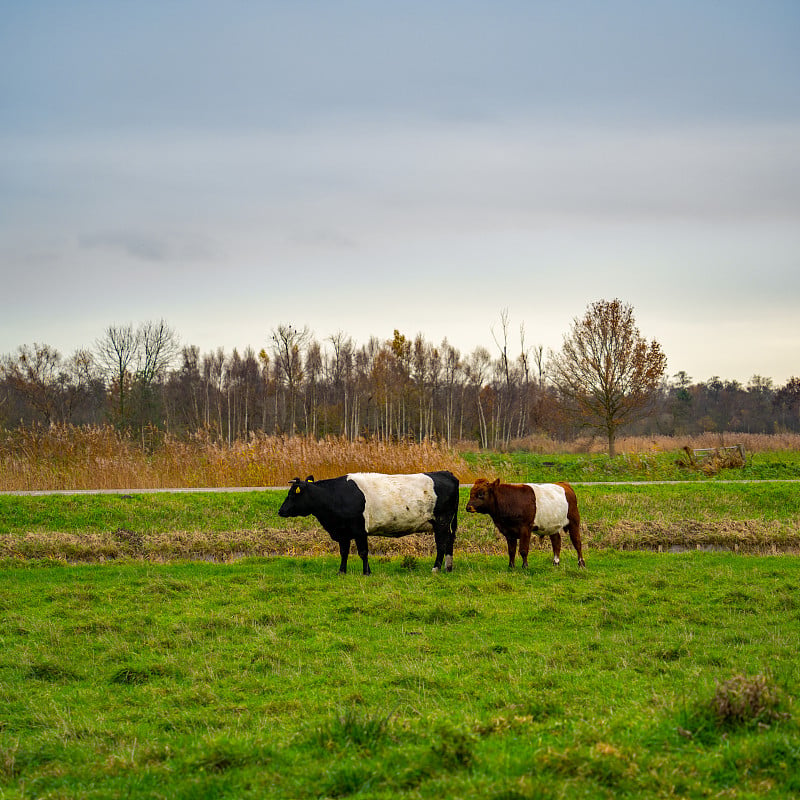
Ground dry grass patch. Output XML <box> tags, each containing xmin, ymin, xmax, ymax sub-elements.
<box><xmin>710</xmin><ymin>674</ymin><xmax>790</xmax><ymax>728</ymax></box>
<box><xmin>586</xmin><ymin>519</ymin><xmax>800</xmax><ymax>553</ymax></box>
<box><xmin>5</xmin><ymin>517</ymin><xmax>800</xmax><ymax>563</ymax></box>
<box><xmin>501</xmin><ymin>432</ymin><xmax>800</xmax><ymax>455</ymax></box>
<box><xmin>0</xmin><ymin>425</ymin><xmax>475</xmax><ymax>491</ymax></box>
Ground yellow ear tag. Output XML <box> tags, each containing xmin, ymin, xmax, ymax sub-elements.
<box><xmin>293</xmin><ymin>485</ymin><xmax>301</xmax><ymax>495</ymax></box>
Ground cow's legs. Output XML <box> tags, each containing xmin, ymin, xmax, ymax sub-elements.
<box><xmin>432</xmin><ymin>528</ymin><xmax>445</xmax><ymax>573</ymax></box>
<box><xmin>355</xmin><ymin>533</ymin><xmax>371</xmax><ymax>576</ymax></box>
<box><xmin>445</xmin><ymin>510</ymin><xmax>456</xmax><ymax>572</ymax></box>
<box><xmin>505</xmin><ymin>535</ymin><xmax>518</xmax><ymax>569</ymax></box>
<box><xmin>519</xmin><ymin>528</ymin><xmax>532</xmax><ymax>568</ymax></box>
<box><xmin>432</xmin><ymin>522</ymin><xmax>455</xmax><ymax>573</ymax></box>
<box><xmin>549</xmin><ymin>532</ymin><xmax>562</xmax><ymax>566</ymax></box>
<box><xmin>337</xmin><ymin>539</ymin><xmax>351</xmax><ymax>574</ymax></box>
<box><xmin>568</xmin><ymin>523</ymin><xmax>586</xmax><ymax>568</ymax></box>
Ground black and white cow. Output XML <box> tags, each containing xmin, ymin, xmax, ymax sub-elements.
<box><xmin>278</xmin><ymin>471</ymin><xmax>459</xmax><ymax>575</ymax></box>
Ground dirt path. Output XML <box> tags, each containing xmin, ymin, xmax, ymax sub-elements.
<box><xmin>3</xmin><ymin>479</ymin><xmax>800</xmax><ymax>497</ymax></box>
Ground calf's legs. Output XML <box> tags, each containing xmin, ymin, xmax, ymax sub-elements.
<box><xmin>518</xmin><ymin>529</ymin><xmax>531</xmax><ymax>568</ymax></box>
<box><xmin>568</xmin><ymin>523</ymin><xmax>586</xmax><ymax>568</ymax></box>
<box><xmin>505</xmin><ymin>535</ymin><xmax>519</xmax><ymax>569</ymax></box>
<box><xmin>503</xmin><ymin>524</ymin><xmax>586</xmax><ymax>570</ymax></box>
<box><xmin>550</xmin><ymin>526</ymin><xmax>587</xmax><ymax>568</ymax></box>
<box><xmin>549</xmin><ymin>532</ymin><xmax>562</xmax><ymax>566</ymax></box>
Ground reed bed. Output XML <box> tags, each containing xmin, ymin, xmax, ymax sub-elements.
<box><xmin>0</xmin><ymin>425</ymin><xmax>475</xmax><ymax>491</ymax></box>
<box><xmin>2</xmin><ymin>425</ymin><xmax>800</xmax><ymax>492</ymax></box>
<box><xmin>495</xmin><ymin>431</ymin><xmax>800</xmax><ymax>455</ymax></box>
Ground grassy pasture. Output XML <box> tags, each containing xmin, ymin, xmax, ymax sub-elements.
<box><xmin>1</xmin><ymin>433</ymin><xmax>799</xmax><ymax>796</ymax></box>
<box><xmin>2</xmin><ymin>482</ymin><xmax>799</xmax><ymax>562</ymax></box>
<box><xmin>463</xmin><ymin>447</ymin><xmax>800</xmax><ymax>483</ymax></box>
<box><xmin>1</xmin><ymin>553</ymin><xmax>798</xmax><ymax>799</ymax></box>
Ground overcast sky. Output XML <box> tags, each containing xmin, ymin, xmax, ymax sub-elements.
<box><xmin>2</xmin><ymin>1</ymin><xmax>799</xmax><ymax>385</ymax></box>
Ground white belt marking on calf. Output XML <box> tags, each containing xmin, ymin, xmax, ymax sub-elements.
<box><xmin>347</xmin><ymin>473</ymin><xmax>436</xmax><ymax>535</ymax></box>
<box><xmin>525</xmin><ymin>483</ymin><xmax>569</xmax><ymax>534</ymax></box>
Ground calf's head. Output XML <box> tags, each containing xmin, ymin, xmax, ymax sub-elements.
<box><xmin>278</xmin><ymin>475</ymin><xmax>315</xmax><ymax>517</ymax></box>
<box><xmin>465</xmin><ymin>478</ymin><xmax>499</xmax><ymax>514</ymax></box>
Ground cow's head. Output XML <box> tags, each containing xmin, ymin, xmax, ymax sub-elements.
<box><xmin>465</xmin><ymin>478</ymin><xmax>499</xmax><ymax>514</ymax></box>
<box><xmin>278</xmin><ymin>475</ymin><xmax>315</xmax><ymax>517</ymax></box>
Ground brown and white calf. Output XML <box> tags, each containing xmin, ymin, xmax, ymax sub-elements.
<box><xmin>466</xmin><ymin>478</ymin><xmax>586</xmax><ymax>569</ymax></box>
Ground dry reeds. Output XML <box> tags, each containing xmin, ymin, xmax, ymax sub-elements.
<box><xmin>3</xmin><ymin>425</ymin><xmax>800</xmax><ymax>492</ymax></box>
<box><xmin>0</xmin><ymin>425</ymin><xmax>475</xmax><ymax>491</ymax></box>
<box><xmin>493</xmin><ymin>432</ymin><xmax>800</xmax><ymax>455</ymax></box>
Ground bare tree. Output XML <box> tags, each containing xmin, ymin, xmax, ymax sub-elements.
<box><xmin>96</xmin><ymin>320</ymin><xmax>178</xmax><ymax>432</ymax></box>
<box><xmin>390</xmin><ymin>330</ymin><xmax>412</xmax><ymax>438</ymax></box>
<box><xmin>169</xmin><ymin>345</ymin><xmax>202</xmax><ymax>432</ymax></box>
<box><xmin>304</xmin><ymin>338</ymin><xmax>323</xmax><ymax>437</ymax></box>
<box><xmin>327</xmin><ymin>331</ymin><xmax>353</xmax><ymax>438</ymax></box>
<box><xmin>440</xmin><ymin>338</ymin><xmax>461</xmax><ymax>444</ymax></box>
<box><xmin>271</xmin><ymin>324</ymin><xmax>310</xmax><ymax>436</ymax></box>
<box><xmin>532</xmin><ymin>345</ymin><xmax>546</xmax><ymax>389</ymax></box>
<box><xmin>203</xmin><ymin>348</ymin><xmax>226</xmax><ymax>433</ymax></box>
<box><xmin>466</xmin><ymin>346</ymin><xmax>492</xmax><ymax>448</ymax></box>
<box><xmin>1</xmin><ymin>343</ymin><xmax>63</xmax><ymax>423</ymax></box>
<box><xmin>137</xmin><ymin>319</ymin><xmax>179</xmax><ymax>387</ymax></box>
<box><xmin>134</xmin><ymin>319</ymin><xmax>179</xmax><ymax>431</ymax></box>
<box><xmin>258</xmin><ymin>348</ymin><xmax>272</xmax><ymax>432</ymax></box>
<box><xmin>516</xmin><ymin>323</ymin><xmax>531</xmax><ymax>439</ymax></box>
<box><xmin>490</xmin><ymin>309</ymin><xmax>514</xmax><ymax>446</ymax></box>
<box><xmin>95</xmin><ymin>324</ymin><xmax>138</xmax><ymax>425</ymax></box>
<box><xmin>549</xmin><ymin>299</ymin><xmax>667</xmax><ymax>457</ymax></box>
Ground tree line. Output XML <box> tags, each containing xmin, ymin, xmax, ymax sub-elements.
<box><xmin>2</xmin><ymin>302</ymin><xmax>799</xmax><ymax>452</ymax></box>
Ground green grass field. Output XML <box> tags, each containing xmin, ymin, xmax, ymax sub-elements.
<box><xmin>2</xmin><ymin>482</ymin><xmax>799</xmax><ymax>561</ymax></box>
<box><xmin>462</xmin><ymin>448</ymin><xmax>800</xmax><ymax>482</ymax></box>
<box><xmin>1</xmin><ymin>457</ymin><xmax>799</xmax><ymax>798</ymax></box>
<box><xmin>1</xmin><ymin>553</ymin><xmax>798</xmax><ymax>799</ymax></box>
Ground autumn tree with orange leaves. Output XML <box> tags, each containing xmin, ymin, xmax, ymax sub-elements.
<box><xmin>549</xmin><ymin>299</ymin><xmax>667</xmax><ymax>457</ymax></box>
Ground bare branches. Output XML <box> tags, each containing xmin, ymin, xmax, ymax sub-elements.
<box><xmin>271</xmin><ymin>324</ymin><xmax>311</xmax><ymax>436</ymax></box>
<box><xmin>94</xmin><ymin>320</ymin><xmax>179</xmax><ymax>428</ymax></box>
<box><xmin>7</xmin><ymin>308</ymin><xmax>794</xmax><ymax>443</ymax></box>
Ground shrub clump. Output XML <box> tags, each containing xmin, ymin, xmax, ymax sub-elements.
<box><xmin>400</xmin><ymin>555</ymin><xmax>419</xmax><ymax>570</ymax></box>
<box><xmin>308</xmin><ymin>708</ymin><xmax>393</xmax><ymax>752</ymax></box>
<box><xmin>675</xmin><ymin>445</ymin><xmax>746</xmax><ymax>476</ymax></box>
<box><xmin>709</xmin><ymin>673</ymin><xmax>790</xmax><ymax>729</ymax></box>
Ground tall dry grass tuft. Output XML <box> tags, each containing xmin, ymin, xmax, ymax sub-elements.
<box><xmin>708</xmin><ymin>673</ymin><xmax>789</xmax><ymax>728</ymax></box>
<box><xmin>0</xmin><ymin>425</ymin><xmax>475</xmax><ymax>491</ymax></box>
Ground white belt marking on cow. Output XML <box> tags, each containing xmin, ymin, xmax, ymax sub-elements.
<box><xmin>347</xmin><ymin>473</ymin><xmax>436</xmax><ymax>535</ymax></box>
<box><xmin>525</xmin><ymin>483</ymin><xmax>569</xmax><ymax>534</ymax></box>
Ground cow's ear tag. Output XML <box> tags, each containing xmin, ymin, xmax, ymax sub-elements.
<box><xmin>293</xmin><ymin>485</ymin><xmax>301</xmax><ymax>495</ymax></box>
<box><xmin>306</xmin><ymin>475</ymin><xmax>314</xmax><ymax>483</ymax></box>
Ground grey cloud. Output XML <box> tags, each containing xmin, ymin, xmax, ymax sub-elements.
<box><xmin>78</xmin><ymin>231</ymin><xmax>218</xmax><ymax>263</ymax></box>
<box><xmin>80</xmin><ymin>232</ymin><xmax>170</xmax><ymax>262</ymax></box>
<box><xmin>285</xmin><ymin>229</ymin><xmax>358</xmax><ymax>250</ymax></box>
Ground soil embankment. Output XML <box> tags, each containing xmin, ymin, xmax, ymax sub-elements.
<box><xmin>2</xmin><ymin>519</ymin><xmax>798</xmax><ymax>562</ymax></box>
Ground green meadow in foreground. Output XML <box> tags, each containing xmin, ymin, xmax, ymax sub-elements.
<box><xmin>1</xmin><ymin>552</ymin><xmax>798</xmax><ymax>799</ymax></box>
